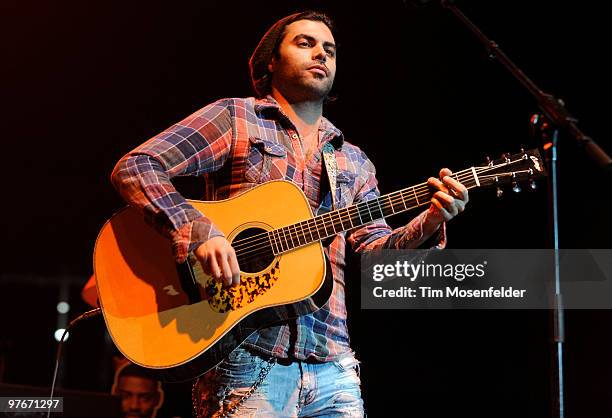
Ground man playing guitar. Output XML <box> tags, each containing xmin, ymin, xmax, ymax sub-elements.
<box><xmin>111</xmin><ymin>11</ymin><xmax>469</xmax><ymax>417</ymax></box>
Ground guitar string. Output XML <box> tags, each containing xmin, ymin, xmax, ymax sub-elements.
<box><xmin>233</xmin><ymin>168</ymin><xmax>526</xmax><ymax>260</ymax></box>
<box><xmin>232</xmin><ymin>176</ymin><xmax>464</xmax><ymax>255</ymax></box>
<box><xmin>230</xmin><ymin>159</ymin><xmax>524</xmax><ymax>251</ymax></box>
<box><xmin>191</xmin><ymin>174</ymin><xmax>532</xmax><ymax>273</ymax></box>
<box><xmin>187</xmin><ymin>159</ymin><xmax>536</xmax><ymax>275</ymax></box>
<box><xmin>230</xmin><ymin>171</ymin><xmax>531</xmax><ymax>263</ymax></box>
<box><xmin>229</xmin><ymin>163</ymin><xmax>497</xmax><ymax>253</ymax></box>
<box><xmin>228</xmin><ymin>162</ymin><xmax>532</xmax><ymax>257</ymax></box>
<box><xmin>230</xmin><ymin>166</ymin><xmax>516</xmax><ymax>258</ymax></box>
<box><xmin>230</xmin><ymin>167</ymin><xmax>478</xmax><ymax>251</ymax></box>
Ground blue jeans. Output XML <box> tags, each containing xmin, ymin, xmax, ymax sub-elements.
<box><xmin>193</xmin><ymin>346</ymin><xmax>365</xmax><ymax>417</ymax></box>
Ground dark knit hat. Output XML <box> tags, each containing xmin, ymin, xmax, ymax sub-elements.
<box><xmin>249</xmin><ymin>11</ymin><xmax>334</xmax><ymax>98</ymax></box>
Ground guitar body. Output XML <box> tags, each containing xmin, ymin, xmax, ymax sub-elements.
<box><xmin>94</xmin><ymin>148</ymin><xmax>546</xmax><ymax>382</ymax></box>
<box><xmin>94</xmin><ymin>180</ymin><xmax>333</xmax><ymax>382</ymax></box>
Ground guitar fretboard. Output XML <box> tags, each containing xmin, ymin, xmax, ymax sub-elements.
<box><xmin>267</xmin><ymin>167</ymin><xmax>480</xmax><ymax>254</ymax></box>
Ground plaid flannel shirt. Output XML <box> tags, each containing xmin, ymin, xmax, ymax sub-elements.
<box><xmin>111</xmin><ymin>96</ymin><xmax>446</xmax><ymax>362</ymax></box>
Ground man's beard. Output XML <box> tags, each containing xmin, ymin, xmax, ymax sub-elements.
<box><xmin>274</xmin><ymin>70</ymin><xmax>334</xmax><ymax>102</ymax></box>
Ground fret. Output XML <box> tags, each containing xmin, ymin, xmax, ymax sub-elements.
<box><xmin>331</xmin><ymin>211</ymin><xmax>341</xmax><ymax>234</ymax></box>
<box><xmin>317</xmin><ymin>215</ymin><xmax>330</xmax><ymax>238</ymax></box>
<box><xmin>340</xmin><ymin>207</ymin><xmax>353</xmax><ymax>230</ymax></box>
<box><xmin>268</xmin><ymin>231</ymin><xmax>279</xmax><ymax>255</ymax></box>
<box><xmin>345</xmin><ymin>205</ymin><xmax>361</xmax><ymax>229</ymax></box>
<box><xmin>281</xmin><ymin>227</ymin><xmax>291</xmax><ymax>251</ymax></box>
<box><xmin>470</xmin><ymin>166</ymin><xmax>480</xmax><ymax>187</ymax></box>
<box><xmin>295</xmin><ymin>224</ymin><xmax>303</xmax><ymax>247</ymax></box>
<box><xmin>297</xmin><ymin>221</ymin><xmax>306</xmax><ymax>246</ymax></box>
<box><xmin>284</xmin><ymin>225</ymin><xmax>293</xmax><ymax>250</ymax></box>
<box><xmin>306</xmin><ymin>218</ymin><xmax>315</xmax><ymax>243</ymax></box>
<box><xmin>387</xmin><ymin>194</ymin><xmax>396</xmax><ymax>214</ymax></box>
<box><xmin>362</xmin><ymin>200</ymin><xmax>374</xmax><ymax>223</ymax></box>
<box><xmin>312</xmin><ymin>218</ymin><xmax>319</xmax><ymax>242</ymax></box>
<box><xmin>400</xmin><ymin>189</ymin><xmax>408</xmax><ymax>211</ymax></box>
<box><xmin>291</xmin><ymin>223</ymin><xmax>301</xmax><ymax>247</ymax></box>
<box><xmin>324</xmin><ymin>213</ymin><xmax>336</xmax><ymax>236</ymax></box>
<box><xmin>368</xmin><ymin>199</ymin><xmax>384</xmax><ymax>220</ymax></box>
<box><xmin>275</xmin><ymin>228</ymin><xmax>284</xmax><ymax>253</ymax></box>
<box><xmin>329</xmin><ymin>212</ymin><xmax>338</xmax><ymax>234</ymax></box>
<box><xmin>290</xmin><ymin>223</ymin><xmax>298</xmax><ymax>247</ymax></box>
<box><xmin>354</xmin><ymin>202</ymin><xmax>364</xmax><ymax>225</ymax></box>
<box><xmin>348</xmin><ymin>207</ymin><xmax>356</xmax><ymax>229</ymax></box>
<box><xmin>412</xmin><ymin>187</ymin><xmax>419</xmax><ymax>206</ymax></box>
<box><xmin>375</xmin><ymin>197</ymin><xmax>384</xmax><ymax>218</ymax></box>
<box><xmin>314</xmin><ymin>219</ymin><xmax>323</xmax><ymax>241</ymax></box>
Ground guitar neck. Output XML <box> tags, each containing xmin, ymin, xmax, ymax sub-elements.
<box><xmin>267</xmin><ymin>167</ymin><xmax>481</xmax><ymax>255</ymax></box>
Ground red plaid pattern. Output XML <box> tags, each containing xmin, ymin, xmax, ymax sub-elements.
<box><xmin>111</xmin><ymin>96</ymin><xmax>445</xmax><ymax>361</ymax></box>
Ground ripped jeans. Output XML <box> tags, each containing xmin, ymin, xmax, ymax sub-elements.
<box><xmin>193</xmin><ymin>346</ymin><xmax>365</xmax><ymax>417</ymax></box>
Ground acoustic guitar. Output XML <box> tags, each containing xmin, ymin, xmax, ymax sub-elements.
<box><xmin>94</xmin><ymin>149</ymin><xmax>545</xmax><ymax>381</ymax></box>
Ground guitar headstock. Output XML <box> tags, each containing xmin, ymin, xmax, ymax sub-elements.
<box><xmin>473</xmin><ymin>149</ymin><xmax>546</xmax><ymax>196</ymax></box>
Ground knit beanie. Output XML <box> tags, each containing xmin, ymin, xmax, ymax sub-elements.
<box><xmin>249</xmin><ymin>12</ymin><xmax>305</xmax><ymax>98</ymax></box>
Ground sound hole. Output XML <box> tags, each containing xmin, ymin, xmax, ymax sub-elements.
<box><xmin>232</xmin><ymin>227</ymin><xmax>275</xmax><ymax>274</ymax></box>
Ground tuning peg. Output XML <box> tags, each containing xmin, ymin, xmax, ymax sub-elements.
<box><xmin>512</xmin><ymin>173</ymin><xmax>521</xmax><ymax>193</ymax></box>
<box><xmin>494</xmin><ymin>176</ymin><xmax>503</xmax><ymax>198</ymax></box>
<box><xmin>526</xmin><ymin>168</ymin><xmax>537</xmax><ymax>191</ymax></box>
<box><xmin>485</xmin><ymin>156</ymin><xmax>492</xmax><ymax>167</ymax></box>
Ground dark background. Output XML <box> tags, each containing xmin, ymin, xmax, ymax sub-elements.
<box><xmin>1</xmin><ymin>0</ymin><xmax>611</xmax><ymax>417</ymax></box>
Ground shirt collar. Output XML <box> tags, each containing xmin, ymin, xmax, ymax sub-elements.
<box><xmin>254</xmin><ymin>95</ymin><xmax>344</xmax><ymax>149</ymax></box>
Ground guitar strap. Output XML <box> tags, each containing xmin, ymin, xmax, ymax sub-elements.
<box><xmin>321</xmin><ymin>142</ymin><xmax>338</xmax><ymax>210</ymax></box>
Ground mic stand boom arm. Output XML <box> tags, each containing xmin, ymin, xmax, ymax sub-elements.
<box><xmin>441</xmin><ymin>0</ymin><xmax>611</xmax><ymax>170</ymax></box>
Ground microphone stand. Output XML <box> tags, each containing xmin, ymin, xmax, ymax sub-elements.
<box><xmin>439</xmin><ymin>1</ymin><xmax>611</xmax><ymax>169</ymax></box>
<box><xmin>436</xmin><ymin>1</ymin><xmax>612</xmax><ymax>418</ymax></box>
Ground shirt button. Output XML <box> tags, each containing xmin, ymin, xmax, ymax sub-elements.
<box><xmin>291</xmin><ymin>133</ymin><xmax>299</xmax><ymax>140</ymax></box>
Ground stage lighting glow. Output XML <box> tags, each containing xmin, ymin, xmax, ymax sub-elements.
<box><xmin>57</xmin><ymin>301</ymin><xmax>70</xmax><ymax>314</ymax></box>
<box><xmin>54</xmin><ymin>328</ymin><xmax>69</xmax><ymax>342</ymax></box>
